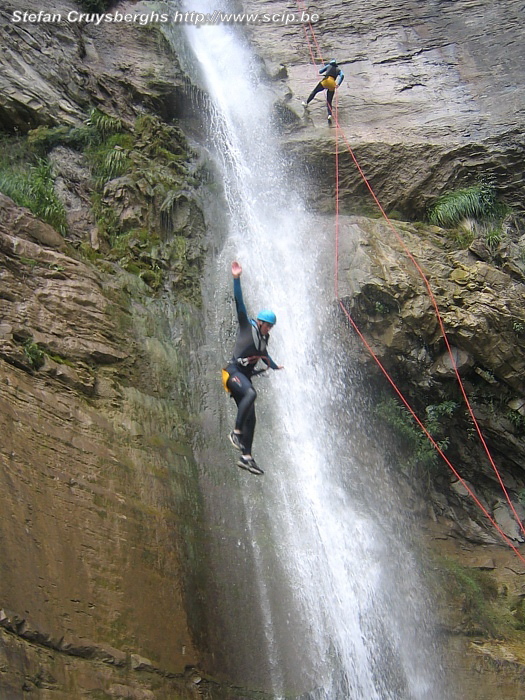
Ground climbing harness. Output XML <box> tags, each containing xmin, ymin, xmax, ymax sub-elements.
<box><xmin>221</xmin><ymin>364</ymin><xmax>269</xmax><ymax>394</ymax></box>
<box><xmin>221</xmin><ymin>368</ymin><xmax>231</xmax><ymax>393</ymax></box>
<box><xmin>321</xmin><ymin>76</ymin><xmax>337</xmax><ymax>91</ymax></box>
<box><xmin>296</xmin><ymin>2</ymin><xmax>525</xmax><ymax>561</ymax></box>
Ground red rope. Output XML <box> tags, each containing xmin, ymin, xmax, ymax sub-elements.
<box><xmin>337</xmin><ymin>297</ymin><xmax>525</xmax><ymax>563</ymax></box>
<box><xmin>331</xmin><ymin>114</ymin><xmax>525</xmax><ymax>540</ymax></box>
<box><xmin>298</xmin><ymin>9</ymin><xmax>525</xmax><ymax>553</ymax></box>
<box><xmin>296</xmin><ymin>0</ymin><xmax>324</xmax><ymax>65</ymax></box>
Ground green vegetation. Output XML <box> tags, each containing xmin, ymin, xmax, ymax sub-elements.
<box><xmin>435</xmin><ymin>556</ymin><xmax>519</xmax><ymax>638</ymax></box>
<box><xmin>81</xmin><ymin>111</ymin><xmax>196</xmax><ymax>269</ymax></box>
<box><xmin>85</xmin><ymin>108</ymin><xmax>123</xmax><ymax>139</ymax></box>
<box><xmin>88</xmin><ymin>134</ymin><xmax>132</xmax><ymax>186</ymax></box>
<box><xmin>447</xmin><ymin>227</ymin><xmax>475</xmax><ymax>249</ymax></box>
<box><xmin>27</xmin><ymin>124</ymin><xmax>93</xmax><ymax>153</ymax></box>
<box><xmin>24</xmin><ymin>160</ymin><xmax>68</xmax><ymax>234</ymax></box>
<box><xmin>485</xmin><ymin>227</ymin><xmax>503</xmax><ymax>249</ymax></box>
<box><xmin>428</xmin><ymin>182</ymin><xmax>510</xmax><ymax>251</ymax></box>
<box><xmin>506</xmin><ymin>409</ymin><xmax>525</xmax><ymax>433</ymax></box>
<box><xmin>513</xmin><ymin>320</ymin><xmax>525</xmax><ymax>335</ymax></box>
<box><xmin>23</xmin><ymin>340</ymin><xmax>46</xmax><ymax>370</ymax></box>
<box><xmin>0</xmin><ymin>139</ymin><xmax>67</xmax><ymax>234</ymax></box>
<box><xmin>428</xmin><ymin>182</ymin><xmax>508</xmax><ymax>229</ymax></box>
<box><xmin>19</xmin><ymin>338</ymin><xmax>74</xmax><ymax>371</ymax></box>
<box><xmin>108</xmin><ymin>228</ymin><xmax>163</xmax><ymax>289</ymax></box>
<box><xmin>375</xmin><ymin>397</ymin><xmax>458</xmax><ymax>476</ymax></box>
<box><xmin>374</xmin><ymin>301</ymin><xmax>390</xmax><ymax>315</ymax></box>
<box><xmin>1</xmin><ymin>107</ymin><xmax>201</xmax><ymax>299</ymax></box>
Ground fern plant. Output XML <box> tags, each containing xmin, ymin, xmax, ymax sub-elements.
<box><xmin>0</xmin><ymin>170</ymin><xmax>32</xmax><ymax>208</ymax></box>
<box><xmin>0</xmin><ymin>156</ymin><xmax>67</xmax><ymax>234</ymax></box>
<box><xmin>85</xmin><ymin>108</ymin><xmax>124</xmax><ymax>141</ymax></box>
<box><xmin>485</xmin><ymin>228</ymin><xmax>502</xmax><ymax>249</ymax></box>
<box><xmin>28</xmin><ymin>160</ymin><xmax>68</xmax><ymax>234</ymax></box>
<box><xmin>428</xmin><ymin>183</ymin><xmax>508</xmax><ymax>229</ymax></box>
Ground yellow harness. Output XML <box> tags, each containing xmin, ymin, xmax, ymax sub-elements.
<box><xmin>321</xmin><ymin>76</ymin><xmax>337</xmax><ymax>91</ymax></box>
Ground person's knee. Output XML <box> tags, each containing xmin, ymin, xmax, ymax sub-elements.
<box><xmin>247</xmin><ymin>386</ymin><xmax>257</xmax><ymax>403</ymax></box>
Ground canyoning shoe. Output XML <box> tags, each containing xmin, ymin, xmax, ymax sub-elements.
<box><xmin>327</xmin><ymin>114</ymin><xmax>333</xmax><ymax>124</ymax></box>
<box><xmin>229</xmin><ymin>431</ymin><xmax>245</xmax><ymax>451</ymax></box>
<box><xmin>237</xmin><ymin>456</ymin><xmax>264</xmax><ymax>476</ymax></box>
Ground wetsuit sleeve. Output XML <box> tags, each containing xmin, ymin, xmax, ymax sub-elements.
<box><xmin>233</xmin><ymin>277</ymin><xmax>250</xmax><ymax>328</ymax></box>
<box><xmin>318</xmin><ymin>63</ymin><xmax>328</xmax><ymax>75</ymax></box>
<box><xmin>262</xmin><ymin>354</ymin><xmax>279</xmax><ymax>370</ymax></box>
<box><xmin>336</xmin><ymin>69</ymin><xmax>345</xmax><ymax>86</ymax></box>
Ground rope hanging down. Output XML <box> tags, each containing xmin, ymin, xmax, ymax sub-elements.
<box><xmin>297</xmin><ymin>7</ymin><xmax>525</xmax><ymax>555</ymax></box>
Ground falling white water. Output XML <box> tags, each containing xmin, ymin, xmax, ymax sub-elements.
<box><xmin>177</xmin><ymin>3</ymin><xmax>452</xmax><ymax>698</ymax></box>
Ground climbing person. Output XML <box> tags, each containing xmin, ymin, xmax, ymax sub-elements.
<box><xmin>223</xmin><ymin>260</ymin><xmax>283</xmax><ymax>476</ymax></box>
<box><xmin>302</xmin><ymin>58</ymin><xmax>345</xmax><ymax>123</ymax></box>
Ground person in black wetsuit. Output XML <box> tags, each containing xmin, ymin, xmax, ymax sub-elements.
<box><xmin>224</xmin><ymin>260</ymin><xmax>283</xmax><ymax>475</ymax></box>
<box><xmin>303</xmin><ymin>58</ymin><xmax>345</xmax><ymax>122</ymax></box>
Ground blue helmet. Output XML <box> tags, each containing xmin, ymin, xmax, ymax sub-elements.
<box><xmin>257</xmin><ymin>309</ymin><xmax>276</xmax><ymax>325</ymax></box>
<box><xmin>329</xmin><ymin>59</ymin><xmax>337</xmax><ymax>65</ymax></box>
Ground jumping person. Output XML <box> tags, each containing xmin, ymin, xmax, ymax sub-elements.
<box><xmin>303</xmin><ymin>58</ymin><xmax>345</xmax><ymax>123</ymax></box>
<box><xmin>224</xmin><ymin>261</ymin><xmax>283</xmax><ymax>475</ymax></box>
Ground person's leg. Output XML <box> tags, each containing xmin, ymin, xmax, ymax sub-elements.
<box><xmin>326</xmin><ymin>89</ymin><xmax>335</xmax><ymax>116</ymax></box>
<box><xmin>227</xmin><ymin>371</ymin><xmax>257</xmax><ymax>442</ymax></box>
<box><xmin>306</xmin><ymin>82</ymin><xmax>325</xmax><ymax>104</ymax></box>
<box><xmin>227</xmin><ymin>371</ymin><xmax>264</xmax><ymax>474</ymax></box>
<box><xmin>241</xmin><ymin>404</ymin><xmax>256</xmax><ymax>456</ymax></box>
<box><xmin>237</xmin><ymin>403</ymin><xmax>263</xmax><ymax>474</ymax></box>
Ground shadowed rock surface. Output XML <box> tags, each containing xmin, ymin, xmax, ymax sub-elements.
<box><xmin>0</xmin><ymin>189</ymin><xmax>209</xmax><ymax>698</ymax></box>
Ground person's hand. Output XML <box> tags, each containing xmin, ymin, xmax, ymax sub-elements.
<box><xmin>231</xmin><ymin>261</ymin><xmax>242</xmax><ymax>278</ymax></box>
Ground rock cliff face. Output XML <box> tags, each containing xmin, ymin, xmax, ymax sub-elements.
<box><xmin>1</xmin><ymin>0</ymin><xmax>525</xmax><ymax>697</ymax></box>
<box><xmin>0</xmin><ymin>1</ymin><xmax>210</xmax><ymax>697</ymax></box>
<box><xmin>245</xmin><ymin>0</ymin><xmax>525</xmax><ymax>215</ymax></box>
<box><xmin>0</xmin><ymin>199</ymin><xmax>207</xmax><ymax>698</ymax></box>
<box><xmin>0</xmin><ymin>0</ymin><xmax>188</xmax><ymax>131</ymax></box>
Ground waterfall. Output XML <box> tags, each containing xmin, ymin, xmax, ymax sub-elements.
<box><xmin>174</xmin><ymin>4</ymin><xmax>451</xmax><ymax>698</ymax></box>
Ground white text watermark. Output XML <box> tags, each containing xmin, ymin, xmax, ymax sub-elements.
<box><xmin>10</xmin><ymin>9</ymin><xmax>320</xmax><ymax>27</ymax></box>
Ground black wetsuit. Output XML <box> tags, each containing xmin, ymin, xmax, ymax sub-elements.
<box><xmin>306</xmin><ymin>62</ymin><xmax>345</xmax><ymax>116</ymax></box>
<box><xmin>226</xmin><ymin>277</ymin><xmax>278</xmax><ymax>455</ymax></box>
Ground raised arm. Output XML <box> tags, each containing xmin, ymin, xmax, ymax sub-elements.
<box><xmin>232</xmin><ymin>261</ymin><xmax>250</xmax><ymax>328</ymax></box>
